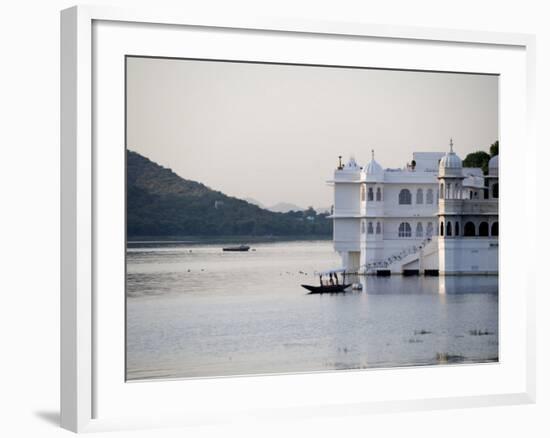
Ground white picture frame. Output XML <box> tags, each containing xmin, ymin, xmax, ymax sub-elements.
<box><xmin>60</xmin><ymin>5</ymin><xmax>536</xmax><ymax>433</ymax></box>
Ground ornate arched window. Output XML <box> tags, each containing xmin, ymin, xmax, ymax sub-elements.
<box><xmin>398</xmin><ymin>222</ymin><xmax>412</xmax><ymax>238</ymax></box>
<box><xmin>426</xmin><ymin>189</ymin><xmax>434</xmax><ymax>204</ymax></box>
<box><xmin>367</xmin><ymin>187</ymin><xmax>374</xmax><ymax>201</ymax></box>
<box><xmin>455</xmin><ymin>221</ymin><xmax>460</xmax><ymax>236</ymax></box>
<box><xmin>367</xmin><ymin>222</ymin><xmax>374</xmax><ymax>234</ymax></box>
<box><xmin>492</xmin><ymin>183</ymin><xmax>499</xmax><ymax>199</ymax></box>
<box><xmin>479</xmin><ymin>222</ymin><xmax>489</xmax><ymax>236</ymax></box>
<box><xmin>376</xmin><ymin>187</ymin><xmax>382</xmax><ymax>201</ymax></box>
<box><xmin>398</xmin><ymin>189</ymin><xmax>412</xmax><ymax>205</ymax></box>
<box><xmin>376</xmin><ymin>222</ymin><xmax>381</xmax><ymax>234</ymax></box>
<box><xmin>440</xmin><ymin>221</ymin><xmax>444</xmax><ymax>236</ymax></box>
<box><xmin>464</xmin><ymin>222</ymin><xmax>476</xmax><ymax>236</ymax></box>
<box><xmin>416</xmin><ymin>188</ymin><xmax>424</xmax><ymax>204</ymax></box>
<box><xmin>427</xmin><ymin>222</ymin><xmax>434</xmax><ymax>237</ymax></box>
<box><xmin>491</xmin><ymin>222</ymin><xmax>499</xmax><ymax>236</ymax></box>
<box><xmin>446</xmin><ymin>221</ymin><xmax>452</xmax><ymax>236</ymax></box>
<box><xmin>360</xmin><ymin>184</ymin><xmax>366</xmax><ymax>202</ymax></box>
<box><xmin>416</xmin><ymin>222</ymin><xmax>423</xmax><ymax>237</ymax></box>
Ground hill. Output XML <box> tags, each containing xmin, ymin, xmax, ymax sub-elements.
<box><xmin>243</xmin><ymin>197</ymin><xmax>265</xmax><ymax>208</ymax></box>
<box><xmin>267</xmin><ymin>202</ymin><xmax>304</xmax><ymax>213</ymax></box>
<box><xmin>126</xmin><ymin>150</ymin><xmax>332</xmax><ymax>238</ymax></box>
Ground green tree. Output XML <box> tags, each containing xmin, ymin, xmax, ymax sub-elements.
<box><xmin>463</xmin><ymin>150</ymin><xmax>491</xmax><ymax>174</ymax></box>
<box><xmin>490</xmin><ymin>140</ymin><xmax>499</xmax><ymax>157</ymax></box>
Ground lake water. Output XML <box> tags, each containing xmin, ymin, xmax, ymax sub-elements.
<box><xmin>126</xmin><ymin>240</ymin><xmax>498</xmax><ymax>381</ymax></box>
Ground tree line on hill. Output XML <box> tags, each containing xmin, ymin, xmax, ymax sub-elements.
<box><xmin>126</xmin><ymin>150</ymin><xmax>332</xmax><ymax>238</ymax></box>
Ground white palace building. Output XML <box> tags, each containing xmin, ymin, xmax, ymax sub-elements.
<box><xmin>330</xmin><ymin>140</ymin><xmax>498</xmax><ymax>276</ymax></box>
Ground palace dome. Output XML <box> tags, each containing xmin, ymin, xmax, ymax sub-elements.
<box><xmin>488</xmin><ymin>155</ymin><xmax>499</xmax><ymax>176</ymax></box>
<box><xmin>362</xmin><ymin>150</ymin><xmax>384</xmax><ymax>181</ymax></box>
<box><xmin>364</xmin><ymin>158</ymin><xmax>383</xmax><ymax>175</ymax></box>
<box><xmin>439</xmin><ymin>151</ymin><xmax>462</xmax><ymax>170</ymax></box>
<box><xmin>343</xmin><ymin>156</ymin><xmax>359</xmax><ymax>170</ymax></box>
<box><xmin>439</xmin><ymin>139</ymin><xmax>463</xmax><ymax>177</ymax></box>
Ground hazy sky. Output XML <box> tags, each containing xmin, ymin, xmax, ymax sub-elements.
<box><xmin>127</xmin><ymin>57</ymin><xmax>498</xmax><ymax>208</ymax></box>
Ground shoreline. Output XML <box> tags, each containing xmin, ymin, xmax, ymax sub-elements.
<box><xmin>127</xmin><ymin>235</ymin><xmax>332</xmax><ymax>245</ymax></box>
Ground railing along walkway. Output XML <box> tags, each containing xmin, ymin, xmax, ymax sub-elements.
<box><xmin>361</xmin><ymin>236</ymin><xmax>434</xmax><ymax>274</ymax></box>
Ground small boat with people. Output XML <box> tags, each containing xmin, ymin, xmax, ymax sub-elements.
<box><xmin>222</xmin><ymin>244</ymin><xmax>250</xmax><ymax>252</ymax></box>
<box><xmin>301</xmin><ymin>269</ymin><xmax>351</xmax><ymax>294</ymax></box>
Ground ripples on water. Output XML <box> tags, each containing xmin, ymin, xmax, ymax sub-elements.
<box><xmin>126</xmin><ymin>240</ymin><xmax>498</xmax><ymax>380</ymax></box>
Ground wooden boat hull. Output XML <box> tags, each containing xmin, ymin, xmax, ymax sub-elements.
<box><xmin>222</xmin><ymin>245</ymin><xmax>250</xmax><ymax>252</ymax></box>
<box><xmin>301</xmin><ymin>284</ymin><xmax>352</xmax><ymax>294</ymax></box>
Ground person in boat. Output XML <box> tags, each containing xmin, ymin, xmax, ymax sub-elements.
<box><xmin>334</xmin><ymin>273</ymin><xmax>339</xmax><ymax>285</ymax></box>
<box><xmin>319</xmin><ymin>274</ymin><xmax>323</xmax><ymax>286</ymax></box>
<box><xmin>329</xmin><ymin>273</ymin><xmax>334</xmax><ymax>286</ymax></box>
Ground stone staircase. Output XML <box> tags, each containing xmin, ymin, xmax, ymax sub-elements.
<box><xmin>361</xmin><ymin>237</ymin><xmax>435</xmax><ymax>274</ymax></box>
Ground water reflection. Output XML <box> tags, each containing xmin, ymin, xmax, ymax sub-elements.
<box><xmin>126</xmin><ymin>240</ymin><xmax>498</xmax><ymax>380</ymax></box>
<box><xmin>340</xmin><ymin>274</ymin><xmax>498</xmax><ymax>296</ymax></box>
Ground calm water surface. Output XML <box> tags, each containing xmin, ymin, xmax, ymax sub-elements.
<box><xmin>126</xmin><ymin>240</ymin><xmax>498</xmax><ymax>380</ymax></box>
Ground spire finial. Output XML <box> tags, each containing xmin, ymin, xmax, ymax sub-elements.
<box><xmin>449</xmin><ymin>138</ymin><xmax>454</xmax><ymax>153</ymax></box>
<box><xmin>371</xmin><ymin>149</ymin><xmax>374</xmax><ymax>161</ymax></box>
